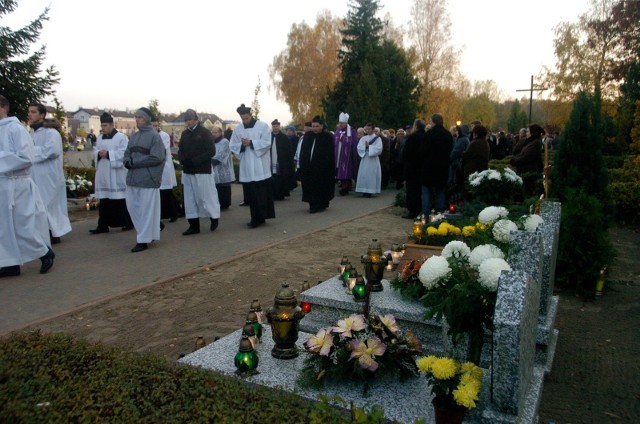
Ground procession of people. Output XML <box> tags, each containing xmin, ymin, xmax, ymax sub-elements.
<box><xmin>1</xmin><ymin>93</ymin><xmax>547</xmax><ymax>277</ymax></box>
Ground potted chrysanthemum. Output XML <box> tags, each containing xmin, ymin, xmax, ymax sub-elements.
<box><xmin>467</xmin><ymin>167</ymin><xmax>524</xmax><ymax>205</ymax></box>
<box><xmin>419</xmin><ymin>240</ymin><xmax>511</xmax><ymax>365</ymax></box>
<box><xmin>416</xmin><ymin>355</ymin><xmax>483</xmax><ymax>424</ymax></box>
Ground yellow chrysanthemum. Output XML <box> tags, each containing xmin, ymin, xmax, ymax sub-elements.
<box><xmin>460</xmin><ymin>362</ymin><xmax>483</xmax><ymax>381</ymax></box>
<box><xmin>475</xmin><ymin>222</ymin><xmax>488</xmax><ymax>231</ymax></box>
<box><xmin>416</xmin><ymin>355</ymin><xmax>437</xmax><ymax>373</ymax></box>
<box><xmin>439</xmin><ymin>222</ymin><xmax>451</xmax><ymax>230</ymax></box>
<box><xmin>450</xmin><ymin>227</ymin><xmax>461</xmax><ymax>236</ymax></box>
<box><xmin>426</xmin><ymin>226</ymin><xmax>438</xmax><ymax>236</ymax></box>
<box><xmin>453</xmin><ymin>383</ymin><xmax>480</xmax><ymax>409</ymax></box>
<box><xmin>459</xmin><ymin>373</ymin><xmax>482</xmax><ymax>390</ymax></box>
<box><xmin>430</xmin><ymin>357</ymin><xmax>458</xmax><ymax>380</ymax></box>
<box><xmin>462</xmin><ymin>226</ymin><xmax>475</xmax><ymax>237</ymax></box>
<box><xmin>436</xmin><ymin>226</ymin><xmax>449</xmax><ymax>236</ymax></box>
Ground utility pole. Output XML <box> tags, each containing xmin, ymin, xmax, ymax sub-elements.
<box><xmin>516</xmin><ymin>75</ymin><xmax>547</xmax><ymax>124</ymax></box>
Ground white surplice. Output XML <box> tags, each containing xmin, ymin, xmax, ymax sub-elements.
<box><xmin>93</xmin><ymin>131</ymin><xmax>129</xmax><ymax>199</ymax></box>
<box><xmin>182</xmin><ymin>172</ymin><xmax>220</xmax><ymax>219</ymax></box>
<box><xmin>355</xmin><ymin>134</ymin><xmax>383</xmax><ymax>194</ymax></box>
<box><xmin>0</xmin><ymin>117</ymin><xmax>50</xmax><ymax>267</ymax></box>
<box><xmin>229</xmin><ymin>120</ymin><xmax>272</xmax><ymax>182</ymax></box>
<box><xmin>126</xmin><ymin>186</ymin><xmax>160</xmax><ymax>243</ymax></box>
<box><xmin>159</xmin><ymin>130</ymin><xmax>177</xmax><ymax>189</ymax></box>
<box><xmin>31</xmin><ymin>126</ymin><xmax>72</xmax><ymax>237</ymax></box>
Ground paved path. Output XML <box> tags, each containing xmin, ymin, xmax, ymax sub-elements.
<box><xmin>0</xmin><ymin>185</ymin><xmax>400</xmax><ymax>335</ymax></box>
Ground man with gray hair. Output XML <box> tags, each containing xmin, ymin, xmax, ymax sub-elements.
<box><xmin>124</xmin><ymin>107</ymin><xmax>166</xmax><ymax>252</ymax></box>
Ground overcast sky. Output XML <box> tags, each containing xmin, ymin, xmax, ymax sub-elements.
<box><xmin>6</xmin><ymin>0</ymin><xmax>589</xmax><ymax>123</ymax></box>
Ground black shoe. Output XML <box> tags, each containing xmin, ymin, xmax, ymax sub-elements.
<box><xmin>182</xmin><ymin>227</ymin><xmax>200</xmax><ymax>236</ymax></box>
<box><xmin>239</xmin><ymin>201</ymin><xmax>249</xmax><ymax>207</ymax></box>
<box><xmin>39</xmin><ymin>249</ymin><xmax>55</xmax><ymax>274</ymax></box>
<box><xmin>0</xmin><ymin>266</ymin><xmax>20</xmax><ymax>278</ymax></box>
<box><xmin>309</xmin><ymin>207</ymin><xmax>326</xmax><ymax>214</ymax></box>
<box><xmin>210</xmin><ymin>218</ymin><xmax>219</xmax><ymax>232</ymax></box>
<box><xmin>122</xmin><ymin>225</ymin><xmax>134</xmax><ymax>231</ymax></box>
<box><xmin>131</xmin><ymin>243</ymin><xmax>148</xmax><ymax>253</ymax></box>
<box><xmin>246</xmin><ymin>221</ymin><xmax>262</xmax><ymax>228</ymax></box>
<box><xmin>50</xmin><ymin>236</ymin><xmax>61</xmax><ymax>244</ymax></box>
<box><xmin>160</xmin><ymin>222</ymin><xmax>165</xmax><ymax>232</ymax></box>
<box><xmin>89</xmin><ymin>227</ymin><xmax>109</xmax><ymax>234</ymax></box>
<box><xmin>169</xmin><ymin>217</ymin><xmax>178</xmax><ymax>223</ymax></box>
<box><xmin>363</xmin><ymin>193</ymin><xmax>372</xmax><ymax>198</ymax></box>
<box><xmin>339</xmin><ymin>189</ymin><xmax>348</xmax><ymax>196</ymax></box>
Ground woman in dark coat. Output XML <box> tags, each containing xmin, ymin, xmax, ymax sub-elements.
<box><xmin>462</xmin><ymin>124</ymin><xmax>490</xmax><ymax>180</ymax></box>
<box><xmin>510</xmin><ymin>124</ymin><xmax>544</xmax><ymax>175</ymax></box>
<box><xmin>299</xmin><ymin>116</ymin><xmax>335</xmax><ymax>213</ymax></box>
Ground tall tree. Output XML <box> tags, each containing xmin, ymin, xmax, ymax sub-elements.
<box><xmin>506</xmin><ymin>100</ymin><xmax>528</xmax><ymax>133</ymax></box>
<box><xmin>148</xmin><ymin>99</ymin><xmax>161</xmax><ymax>121</ymax></box>
<box><xmin>268</xmin><ymin>10</ymin><xmax>342</xmax><ymax>124</ymax></box>
<box><xmin>408</xmin><ymin>0</ymin><xmax>461</xmax><ymax>117</ymax></box>
<box><xmin>324</xmin><ymin>0</ymin><xmax>419</xmax><ymax>129</ymax></box>
<box><xmin>540</xmin><ymin>0</ymin><xmax>634</xmax><ymax>101</ymax></box>
<box><xmin>616</xmin><ymin>50</ymin><xmax>640</xmax><ymax>147</ymax></box>
<box><xmin>251</xmin><ymin>76</ymin><xmax>261</xmax><ymax>119</ymax></box>
<box><xmin>461</xmin><ymin>93</ymin><xmax>495</xmax><ymax>129</ymax></box>
<box><xmin>0</xmin><ymin>0</ymin><xmax>59</xmax><ymax>121</ymax></box>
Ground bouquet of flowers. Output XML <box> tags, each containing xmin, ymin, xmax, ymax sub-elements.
<box><xmin>419</xmin><ymin>240</ymin><xmax>511</xmax><ymax>364</ymax></box>
<box><xmin>390</xmin><ymin>259</ymin><xmax>426</xmax><ymax>299</ymax></box>
<box><xmin>416</xmin><ymin>355</ymin><xmax>483</xmax><ymax>411</ymax></box>
<box><xmin>412</xmin><ymin>221</ymin><xmax>462</xmax><ymax>246</ymax></box>
<box><xmin>66</xmin><ymin>174</ymin><xmax>93</xmax><ymax>198</ymax></box>
<box><xmin>467</xmin><ymin>167</ymin><xmax>524</xmax><ymax>205</ymax></box>
<box><xmin>298</xmin><ymin>313</ymin><xmax>422</xmax><ymax>391</ymax></box>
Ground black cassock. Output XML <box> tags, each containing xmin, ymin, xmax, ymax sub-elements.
<box><xmin>299</xmin><ymin>130</ymin><xmax>335</xmax><ymax>210</ymax></box>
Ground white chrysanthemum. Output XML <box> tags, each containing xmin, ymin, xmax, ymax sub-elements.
<box><xmin>492</xmin><ymin>219</ymin><xmax>518</xmax><ymax>242</ymax></box>
<box><xmin>478</xmin><ymin>258</ymin><xmax>511</xmax><ymax>291</ymax></box>
<box><xmin>502</xmin><ymin>168</ymin><xmax>523</xmax><ymax>184</ymax></box>
<box><xmin>469</xmin><ymin>176</ymin><xmax>482</xmax><ymax>187</ymax></box>
<box><xmin>478</xmin><ymin>206</ymin><xmax>509</xmax><ymax>225</ymax></box>
<box><xmin>523</xmin><ymin>214</ymin><xmax>544</xmax><ymax>232</ymax></box>
<box><xmin>442</xmin><ymin>241</ymin><xmax>471</xmax><ymax>259</ymax></box>
<box><xmin>469</xmin><ymin>244</ymin><xmax>505</xmax><ymax>268</ymax></box>
<box><xmin>487</xmin><ymin>169</ymin><xmax>501</xmax><ymax>180</ymax></box>
<box><xmin>418</xmin><ymin>256</ymin><xmax>451</xmax><ymax>289</ymax></box>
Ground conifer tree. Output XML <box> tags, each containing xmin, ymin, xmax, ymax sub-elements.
<box><xmin>550</xmin><ymin>90</ymin><xmax>609</xmax><ymax>208</ymax></box>
<box><xmin>0</xmin><ymin>0</ymin><xmax>59</xmax><ymax>121</ymax></box>
<box><xmin>506</xmin><ymin>100</ymin><xmax>528</xmax><ymax>133</ymax></box>
<box><xmin>324</xmin><ymin>0</ymin><xmax>419</xmax><ymax>128</ymax></box>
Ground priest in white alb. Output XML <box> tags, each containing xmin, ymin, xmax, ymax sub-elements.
<box><xmin>355</xmin><ymin>122</ymin><xmax>383</xmax><ymax>197</ymax></box>
<box><xmin>229</xmin><ymin>103</ymin><xmax>274</xmax><ymax>228</ymax></box>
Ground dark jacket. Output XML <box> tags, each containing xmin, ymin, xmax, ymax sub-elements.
<box><xmin>462</xmin><ymin>138</ymin><xmax>490</xmax><ymax>180</ymax></box>
<box><xmin>510</xmin><ymin>137</ymin><xmax>543</xmax><ymax>174</ymax></box>
<box><xmin>178</xmin><ymin>123</ymin><xmax>216</xmax><ymax>174</ymax></box>
<box><xmin>272</xmin><ymin>132</ymin><xmax>294</xmax><ymax>177</ymax></box>
<box><xmin>420</xmin><ymin>124</ymin><xmax>453</xmax><ymax>188</ymax></box>
<box><xmin>402</xmin><ymin>130</ymin><xmax>426</xmax><ymax>181</ymax></box>
<box><xmin>299</xmin><ymin>130</ymin><xmax>335</xmax><ymax>206</ymax></box>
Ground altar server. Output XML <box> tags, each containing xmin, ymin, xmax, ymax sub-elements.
<box><xmin>90</xmin><ymin>112</ymin><xmax>133</xmax><ymax>233</ymax></box>
<box><xmin>355</xmin><ymin>123</ymin><xmax>383</xmax><ymax>197</ymax></box>
<box><xmin>28</xmin><ymin>103</ymin><xmax>72</xmax><ymax>243</ymax></box>
<box><xmin>0</xmin><ymin>95</ymin><xmax>55</xmax><ymax>277</ymax></box>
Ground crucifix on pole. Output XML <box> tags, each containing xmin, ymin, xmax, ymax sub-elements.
<box><xmin>516</xmin><ymin>75</ymin><xmax>547</xmax><ymax>124</ymax></box>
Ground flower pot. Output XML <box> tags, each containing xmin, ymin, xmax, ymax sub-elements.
<box><xmin>401</xmin><ymin>243</ymin><xmax>443</xmax><ymax>265</ymax></box>
<box><xmin>432</xmin><ymin>395</ymin><xmax>466</xmax><ymax>424</ymax></box>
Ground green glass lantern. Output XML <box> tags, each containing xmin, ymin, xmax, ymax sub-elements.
<box><xmin>242</xmin><ymin>320</ymin><xmax>258</xmax><ymax>349</ymax></box>
<box><xmin>246</xmin><ymin>311</ymin><xmax>263</xmax><ymax>342</ymax></box>
<box><xmin>234</xmin><ymin>335</ymin><xmax>259</xmax><ymax>375</ymax></box>
<box><xmin>341</xmin><ymin>262</ymin><xmax>352</xmax><ymax>285</ymax></box>
<box><xmin>352</xmin><ymin>274</ymin><xmax>367</xmax><ymax>302</ymax></box>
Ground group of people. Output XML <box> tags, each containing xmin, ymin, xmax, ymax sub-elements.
<box><xmin>1</xmin><ymin>91</ymin><xmax>548</xmax><ymax>277</ymax></box>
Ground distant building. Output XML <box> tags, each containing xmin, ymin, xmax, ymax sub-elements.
<box><xmin>72</xmin><ymin>108</ymin><xmax>137</xmax><ymax>135</ymax></box>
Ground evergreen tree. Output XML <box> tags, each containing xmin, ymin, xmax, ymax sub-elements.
<box><xmin>616</xmin><ymin>49</ymin><xmax>640</xmax><ymax>148</ymax></box>
<box><xmin>506</xmin><ymin>99</ymin><xmax>527</xmax><ymax>133</ymax></box>
<box><xmin>550</xmin><ymin>90</ymin><xmax>609</xmax><ymax>208</ymax></box>
<box><xmin>0</xmin><ymin>0</ymin><xmax>59</xmax><ymax>121</ymax></box>
<box><xmin>324</xmin><ymin>0</ymin><xmax>419</xmax><ymax>129</ymax></box>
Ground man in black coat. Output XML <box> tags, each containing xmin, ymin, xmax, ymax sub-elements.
<box><xmin>270</xmin><ymin>119</ymin><xmax>294</xmax><ymax>200</ymax></box>
<box><xmin>420</xmin><ymin>113</ymin><xmax>453</xmax><ymax>214</ymax></box>
<box><xmin>299</xmin><ymin>116</ymin><xmax>335</xmax><ymax>213</ymax></box>
<box><xmin>401</xmin><ymin>120</ymin><xmax>426</xmax><ymax>219</ymax></box>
